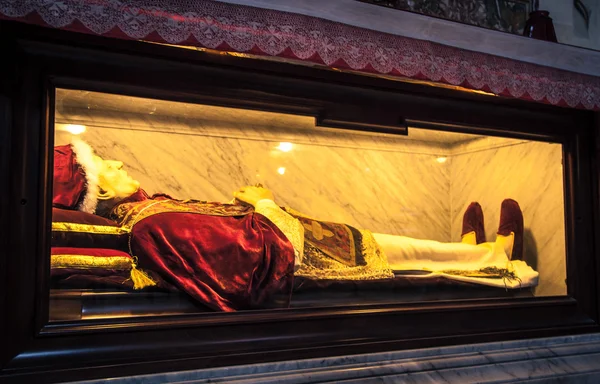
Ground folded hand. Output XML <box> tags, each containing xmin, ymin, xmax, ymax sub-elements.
<box><xmin>233</xmin><ymin>185</ymin><xmax>275</xmax><ymax>207</ymax></box>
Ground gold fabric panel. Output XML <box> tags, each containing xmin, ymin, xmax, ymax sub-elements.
<box><xmin>51</xmin><ymin>254</ymin><xmax>133</xmax><ymax>270</ymax></box>
<box><xmin>52</xmin><ymin>222</ymin><xmax>130</xmax><ymax>234</ymax></box>
<box><xmin>111</xmin><ymin>199</ymin><xmax>254</xmax><ymax>229</ymax></box>
<box><xmin>295</xmin><ymin>229</ymin><xmax>394</xmax><ymax>281</ymax></box>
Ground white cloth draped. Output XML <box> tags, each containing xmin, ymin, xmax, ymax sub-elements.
<box><xmin>373</xmin><ymin>233</ymin><xmax>539</xmax><ymax>289</ymax></box>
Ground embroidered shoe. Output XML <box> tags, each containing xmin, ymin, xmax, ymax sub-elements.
<box><xmin>461</xmin><ymin>202</ymin><xmax>486</xmax><ymax>244</ymax></box>
<box><xmin>497</xmin><ymin>199</ymin><xmax>524</xmax><ymax>260</ymax></box>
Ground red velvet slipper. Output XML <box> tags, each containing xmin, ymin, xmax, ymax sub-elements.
<box><xmin>497</xmin><ymin>199</ymin><xmax>524</xmax><ymax>260</ymax></box>
<box><xmin>462</xmin><ymin>202</ymin><xmax>486</xmax><ymax>244</ymax></box>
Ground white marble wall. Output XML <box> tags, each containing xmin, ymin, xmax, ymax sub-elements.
<box><xmin>55</xmin><ymin>110</ymin><xmax>452</xmax><ymax>242</ymax></box>
<box><xmin>450</xmin><ymin>140</ymin><xmax>567</xmax><ymax>296</ymax></box>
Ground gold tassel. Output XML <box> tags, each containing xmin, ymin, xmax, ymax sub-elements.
<box><xmin>129</xmin><ymin>262</ymin><xmax>157</xmax><ymax>290</ymax></box>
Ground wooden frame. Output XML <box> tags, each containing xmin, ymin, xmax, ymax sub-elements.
<box><xmin>1</xmin><ymin>21</ymin><xmax>599</xmax><ymax>383</ymax></box>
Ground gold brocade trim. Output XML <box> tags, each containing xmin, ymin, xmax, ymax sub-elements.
<box><xmin>52</xmin><ymin>222</ymin><xmax>130</xmax><ymax>234</ymax></box>
<box><xmin>111</xmin><ymin>199</ymin><xmax>254</xmax><ymax>229</ymax></box>
<box><xmin>51</xmin><ymin>254</ymin><xmax>133</xmax><ymax>270</ymax></box>
<box><xmin>255</xmin><ymin>200</ymin><xmax>305</xmax><ymax>265</ymax></box>
<box><xmin>441</xmin><ymin>266</ymin><xmax>520</xmax><ymax>281</ymax></box>
<box><xmin>295</xmin><ymin>229</ymin><xmax>394</xmax><ymax>281</ymax></box>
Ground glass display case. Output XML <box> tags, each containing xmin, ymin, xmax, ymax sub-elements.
<box><xmin>49</xmin><ymin>89</ymin><xmax>567</xmax><ymax>320</ymax></box>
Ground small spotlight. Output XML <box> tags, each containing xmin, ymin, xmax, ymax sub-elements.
<box><xmin>65</xmin><ymin>124</ymin><xmax>86</xmax><ymax>135</ymax></box>
<box><xmin>277</xmin><ymin>167</ymin><xmax>286</xmax><ymax>175</ymax></box>
<box><xmin>436</xmin><ymin>156</ymin><xmax>447</xmax><ymax>164</ymax></box>
<box><xmin>277</xmin><ymin>142</ymin><xmax>293</xmax><ymax>152</ymax></box>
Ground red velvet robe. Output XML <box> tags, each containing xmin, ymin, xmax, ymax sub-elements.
<box><xmin>111</xmin><ymin>190</ymin><xmax>295</xmax><ymax>312</ymax></box>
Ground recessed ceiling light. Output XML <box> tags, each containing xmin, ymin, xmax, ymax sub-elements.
<box><xmin>277</xmin><ymin>142</ymin><xmax>293</xmax><ymax>152</ymax></box>
<box><xmin>64</xmin><ymin>124</ymin><xmax>86</xmax><ymax>135</ymax></box>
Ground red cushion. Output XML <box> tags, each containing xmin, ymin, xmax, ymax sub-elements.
<box><xmin>50</xmin><ymin>247</ymin><xmax>134</xmax><ymax>290</ymax></box>
<box><xmin>50</xmin><ymin>247</ymin><xmax>172</xmax><ymax>291</ymax></box>
<box><xmin>51</xmin><ymin>208</ymin><xmax>129</xmax><ymax>250</ymax></box>
<box><xmin>51</xmin><ymin>247</ymin><xmax>133</xmax><ymax>265</ymax></box>
<box><xmin>52</xmin><ymin>208</ymin><xmax>119</xmax><ymax>226</ymax></box>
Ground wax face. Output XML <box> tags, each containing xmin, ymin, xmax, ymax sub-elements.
<box><xmin>94</xmin><ymin>155</ymin><xmax>140</xmax><ymax>200</ymax></box>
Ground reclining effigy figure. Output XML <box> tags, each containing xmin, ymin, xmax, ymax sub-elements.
<box><xmin>51</xmin><ymin>140</ymin><xmax>538</xmax><ymax>311</ymax></box>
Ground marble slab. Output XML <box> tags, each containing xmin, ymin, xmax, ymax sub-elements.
<box><xmin>67</xmin><ymin>333</ymin><xmax>600</xmax><ymax>383</ymax></box>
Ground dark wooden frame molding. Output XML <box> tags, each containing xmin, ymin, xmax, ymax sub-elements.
<box><xmin>1</xmin><ymin>21</ymin><xmax>599</xmax><ymax>384</ymax></box>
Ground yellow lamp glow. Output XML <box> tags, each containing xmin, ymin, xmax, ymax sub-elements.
<box><xmin>277</xmin><ymin>142</ymin><xmax>293</xmax><ymax>152</ymax></box>
<box><xmin>277</xmin><ymin>167</ymin><xmax>286</xmax><ymax>175</ymax></box>
<box><xmin>64</xmin><ymin>124</ymin><xmax>86</xmax><ymax>135</ymax></box>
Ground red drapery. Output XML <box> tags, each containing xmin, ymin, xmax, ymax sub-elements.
<box><xmin>1</xmin><ymin>0</ymin><xmax>598</xmax><ymax>110</ymax></box>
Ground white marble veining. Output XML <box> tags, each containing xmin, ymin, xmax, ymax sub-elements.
<box><xmin>67</xmin><ymin>333</ymin><xmax>600</xmax><ymax>383</ymax></box>
<box><xmin>57</xmin><ymin>126</ymin><xmax>452</xmax><ymax>241</ymax></box>
<box><xmin>449</xmin><ymin>140</ymin><xmax>567</xmax><ymax>296</ymax></box>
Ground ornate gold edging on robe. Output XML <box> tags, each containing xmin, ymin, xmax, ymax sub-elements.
<box><xmin>112</xmin><ymin>199</ymin><xmax>254</xmax><ymax>229</ymax></box>
<box><xmin>52</xmin><ymin>222</ymin><xmax>130</xmax><ymax>235</ymax></box>
<box><xmin>295</xmin><ymin>229</ymin><xmax>394</xmax><ymax>281</ymax></box>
